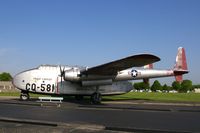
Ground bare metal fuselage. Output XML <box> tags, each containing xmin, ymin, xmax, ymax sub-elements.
<box><xmin>13</xmin><ymin>65</ymin><xmax>175</xmax><ymax>96</ymax></box>
<box><xmin>12</xmin><ymin>47</ymin><xmax>188</xmax><ymax>104</ymax></box>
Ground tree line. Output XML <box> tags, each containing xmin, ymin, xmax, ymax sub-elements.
<box><xmin>134</xmin><ymin>80</ymin><xmax>194</xmax><ymax>93</ymax></box>
<box><xmin>0</xmin><ymin>72</ymin><xmax>12</xmax><ymax>81</ymax></box>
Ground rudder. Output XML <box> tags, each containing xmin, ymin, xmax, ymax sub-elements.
<box><xmin>174</xmin><ymin>47</ymin><xmax>188</xmax><ymax>70</ymax></box>
<box><xmin>174</xmin><ymin>47</ymin><xmax>188</xmax><ymax>82</ymax></box>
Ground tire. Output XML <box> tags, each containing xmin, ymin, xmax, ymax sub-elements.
<box><xmin>20</xmin><ymin>93</ymin><xmax>30</xmax><ymax>101</ymax></box>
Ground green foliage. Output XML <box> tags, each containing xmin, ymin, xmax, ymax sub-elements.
<box><xmin>135</xmin><ymin>80</ymin><xmax>194</xmax><ymax>93</ymax></box>
<box><xmin>141</xmin><ymin>82</ymin><xmax>150</xmax><ymax>90</ymax></box>
<box><xmin>162</xmin><ymin>84</ymin><xmax>170</xmax><ymax>92</ymax></box>
<box><xmin>133</xmin><ymin>82</ymin><xmax>141</xmax><ymax>90</ymax></box>
<box><xmin>171</xmin><ymin>80</ymin><xmax>193</xmax><ymax>93</ymax></box>
<box><xmin>151</xmin><ymin>80</ymin><xmax>162</xmax><ymax>92</ymax></box>
<box><xmin>172</xmin><ymin>81</ymin><xmax>181</xmax><ymax>92</ymax></box>
<box><xmin>133</xmin><ymin>82</ymin><xmax>149</xmax><ymax>91</ymax></box>
<box><xmin>193</xmin><ymin>84</ymin><xmax>200</xmax><ymax>89</ymax></box>
<box><xmin>0</xmin><ymin>72</ymin><xmax>12</xmax><ymax>81</ymax></box>
<box><xmin>181</xmin><ymin>80</ymin><xmax>193</xmax><ymax>92</ymax></box>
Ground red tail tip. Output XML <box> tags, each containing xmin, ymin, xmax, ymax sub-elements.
<box><xmin>174</xmin><ymin>47</ymin><xmax>188</xmax><ymax>83</ymax></box>
<box><xmin>175</xmin><ymin>47</ymin><xmax>188</xmax><ymax>70</ymax></box>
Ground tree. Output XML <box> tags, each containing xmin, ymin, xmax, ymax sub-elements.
<box><xmin>151</xmin><ymin>80</ymin><xmax>162</xmax><ymax>92</ymax></box>
<box><xmin>181</xmin><ymin>80</ymin><xmax>193</xmax><ymax>92</ymax></box>
<box><xmin>163</xmin><ymin>84</ymin><xmax>170</xmax><ymax>92</ymax></box>
<box><xmin>0</xmin><ymin>72</ymin><xmax>12</xmax><ymax>81</ymax></box>
<box><xmin>192</xmin><ymin>84</ymin><xmax>200</xmax><ymax>91</ymax></box>
<box><xmin>140</xmin><ymin>82</ymin><xmax>150</xmax><ymax>91</ymax></box>
<box><xmin>133</xmin><ymin>82</ymin><xmax>141</xmax><ymax>91</ymax></box>
<box><xmin>133</xmin><ymin>82</ymin><xmax>150</xmax><ymax>91</ymax></box>
<box><xmin>172</xmin><ymin>81</ymin><xmax>181</xmax><ymax>92</ymax></box>
<box><xmin>193</xmin><ymin>84</ymin><xmax>200</xmax><ymax>89</ymax></box>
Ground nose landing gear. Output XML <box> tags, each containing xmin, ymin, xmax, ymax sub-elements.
<box><xmin>20</xmin><ymin>91</ymin><xmax>30</xmax><ymax>101</ymax></box>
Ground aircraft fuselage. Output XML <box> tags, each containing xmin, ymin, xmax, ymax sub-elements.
<box><xmin>13</xmin><ymin>65</ymin><xmax>175</xmax><ymax>96</ymax></box>
<box><xmin>12</xmin><ymin>47</ymin><xmax>188</xmax><ymax>103</ymax></box>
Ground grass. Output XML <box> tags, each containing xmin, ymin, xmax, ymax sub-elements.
<box><xmin>103</xmin><ymin>92</ymin><xmax>200</xmax><ymax>103</ymax></box>
<box><xmin>0</xmin><ymin>92</ymin><xmax>47</xmax><ymax>97</ymax></box>
<box><xmin>0</xmin><ymin>92</ymin><xmax>20</xmax><ymax>97</ymax></box>
<box><xmin>1</xmin><ymin>92</ymin><xmax>200</xmax><ymax>103</ymax></box>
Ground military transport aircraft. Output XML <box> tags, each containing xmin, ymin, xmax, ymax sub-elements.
<box><xmin>13</xmin><ymin>47</ymin><xmax>188</xmax><ymax>103</ymax></box>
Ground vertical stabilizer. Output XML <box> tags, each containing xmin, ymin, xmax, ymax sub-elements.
<box><xmin>174</xmin><ymin>47</ymin><xmax>188</xmax><ymax>70</ymax></box>
<box><xmin>144</xmin><ymin>64</ymin><xmax>153</xmax><ymax>69</ymax></box>
<box><xmin>174</xmin><ymin>47</ymin><xmax>188</xmax><ymax>82</ymax></box>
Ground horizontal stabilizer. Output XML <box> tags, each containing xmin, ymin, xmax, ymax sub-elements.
<box><xmin>174</xmin><ymin>70</ymin><xmax>189</xmax><ymax>75</ymax></box>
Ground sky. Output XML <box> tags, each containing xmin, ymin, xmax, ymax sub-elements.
<box><xmin>0</xmin><ymin>0</ymin><xmax>200</xmax><ymax>84</ymax></box>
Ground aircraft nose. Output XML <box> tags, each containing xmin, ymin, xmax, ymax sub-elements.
<box><xmin>12</xmin><ymin>73</ymin><xmax>25</xmax><ymax>89</ymax></box>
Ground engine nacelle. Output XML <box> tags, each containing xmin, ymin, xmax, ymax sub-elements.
<box><xmin>64</xmin><ymin>68</ymin><xmax>80</xmax><ymax>82</ymax></box>
<box><xmin>82</xmin><ymin>79</ymin><xmax>112</xmax><ymax>86</ymax></box>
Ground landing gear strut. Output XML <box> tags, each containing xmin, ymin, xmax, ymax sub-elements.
<box><xmin>91</xmin><ymin>92</ymin><xmax>102</xmax><ymax>104</ymax></box>
<box><xmin>20</xmin><ymin>91</ymin><xmax>30</xmax><ymax>101</ymax></box>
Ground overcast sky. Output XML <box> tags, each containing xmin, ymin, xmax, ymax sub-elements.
<box><xmin>0</xmin><ymin>0</ymin><xmax>200</xmax><ymax>84</ymax></box>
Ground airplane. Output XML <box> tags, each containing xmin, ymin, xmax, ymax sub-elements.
<box><xmin>12</xmin><ymin>47</ymin><xmax>188</xmax><ymax>104</ymax></box>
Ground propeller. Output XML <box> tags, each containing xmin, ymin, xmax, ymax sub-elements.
<box><xmin>59</xmin><ymin>65</ymin><xmax>65</xmax><ymax>85</ymax></box>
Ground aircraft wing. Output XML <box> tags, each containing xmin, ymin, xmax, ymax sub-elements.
<box><xmin>81</xmin><ymin>54</ymin><xmax>160</xmax><ymax>75</ymax></box>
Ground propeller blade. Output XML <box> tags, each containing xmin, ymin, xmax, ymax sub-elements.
<box><xmin>59</xmin><ymin>65</ymin><xmax>65</xmax><ymax>76</ymax></box>
<box><xmin>59</xmin><ymin>65</ymin><xmax>65</xmax><ymax>88</ymax></box>
<box><xmin>59</xmin><ymin>65</ymin><xmax>61</xmax><ymax>75</ymax></box>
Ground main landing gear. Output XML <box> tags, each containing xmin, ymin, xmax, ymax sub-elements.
<box><xmin>91</xmin><ymin>92</ymin><xmax>102</xmax><ymax>104</ymax></box>
<box><xmin>91</xmin><ymin>86</ymin><xmax>102</xmax><ymax>104</ymax></box>
<box><xmin>20</xmin><ymin>91</ymin><xmax>30</xmax><ymax>101</ymax></box>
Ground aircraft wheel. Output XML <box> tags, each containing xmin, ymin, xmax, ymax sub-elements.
<box><xmin>91</xmin><ymin>92</ymin><xmax>102</xmax><ymax>104</ymax></box>
<box><xmin>20</xmin><ymin>92</ymin><xmax>30</xmax><ymax>101</ymax></box>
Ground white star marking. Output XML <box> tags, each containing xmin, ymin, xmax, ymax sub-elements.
<box><xmin>131</xmin><ymin>70</ymin><xmax>138</xmax><ymax>77</ymax></box>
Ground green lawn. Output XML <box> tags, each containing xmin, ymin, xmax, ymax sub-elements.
<box><xmin>0</xmin><ymin>92</ymin><xmax>20</xmax><ymax>97</ymax></box>
<box><xmin>103</xmin><ymin>92</ymin><xmax>200</xmax><ymax>103</ymax></box>
<box><xmin>0</xmin><ymin>92</ymin><xmax>47</xmax><ymax>97</ymax></box>
<box><xmin>1</xmin><ymin>92</ymin><xmax>200</xmax><ymax>103</ymax></box>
